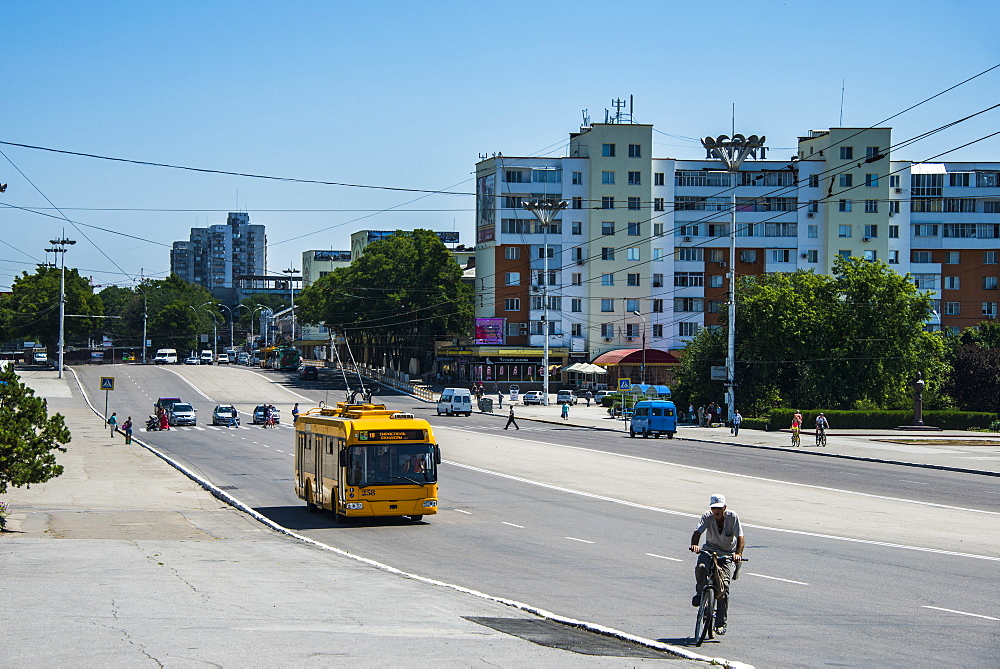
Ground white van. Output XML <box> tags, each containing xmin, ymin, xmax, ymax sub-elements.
<box><xmin>199</xmin><ymin>350</ymin><xmax>214</xmax><ymax>365</ymax></box>
<box><xmin>153</xmin><ymin>348</ymin><xmax>178</xmax><ymax>364</ymax></box>
<box><xmin>437</xmin><ymin>388</ymin><xmax>473</xmax><ymax>416</ymax></box>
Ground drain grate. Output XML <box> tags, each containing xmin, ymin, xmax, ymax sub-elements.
<box><xmin>217</xmin><ymin>485</ymin><xmax>238</xmax><ymax>490</ymax></box>
<box><xmin>464</xmin><ymin>617</ymin><xmax>680</xmax><ymax>659</ymax></box>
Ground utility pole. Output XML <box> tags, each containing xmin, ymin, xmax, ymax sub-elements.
<box><xmin>523</xmin><ymin>199</ymin><xmax>566</xmax><ymax>406</ymax></box>
<box><xmin>281</xmin><ymin>267</ymin><xmax>300</xmax><ymax>343</ymax></box>
<box><xmin>700</xmin><ymin>133</ymin><xmax>766</xmax><ymax>422</ymax></box>
<box><xmin>632</xmin><ymin>310</ymin><xmax>646</xmax><ymax>385</ymax></box>
<box><xmin>46</xmin><ymin>236</ymin><xmax>76</xmax><ymax>379</ymax></box>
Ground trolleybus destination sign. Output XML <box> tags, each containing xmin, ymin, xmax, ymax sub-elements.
<box><xmin>355</xmin><ymin>430</ymin><xmax>426</xmax><ymax>442</ymax></box>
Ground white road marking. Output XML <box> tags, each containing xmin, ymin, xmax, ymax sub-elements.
<box><xmin>922</xmin><ymin>606</ymin><xmax>999</xmax><ymax>621</ymax></box>
<box><xmin>565</xmin><ymin>537</ymin><xmax>594</xmax><ymax>544</ymax></box>
<box><xmin>746</xmin><ymin>573</ymin><xmax>809</xmax><ymax>586</ymax></box>
<box><xmin>444</xmin><ymin>460</ymin><xmax>1000</xmax><ymax>563</ymax></box>
<box><xmin>244</xmin><ymin>369</ymin><xmax>315</xmax><ymax>401</ymax></box>
<box><xmin>900</xmin><ymin>480</ymin><xmax>928</xmax><ymax>485</ymax></box>
<box><xmin>207</xmin><ymin>426</ymin><xmax>221</xmax><ymax>431</ymax></box>
<box><xmin>160</xmin><ymin>367</ymin><xmax>215</xmax><ymax>402</ymax></box>
<box><xmin>276</xmin><ymin>450</ymin><xmax>284</xmax><ymax>453</ymax></box>
<box><xmin>193</xmin><ymin>426</ymin><xmax>205</xmax><ymax>431</ymax></box>
<box><xmin>502</xmin><ymin>522</ymin><xmax>524</xmax><ymax>528</ymax></box>
<box><xmin>453</xmin><ymin>509</ymin><xmax>473</xmax><ymax>515</ymax></box>
<box><xmin>646</xmin><ymin>553</ymin><xmax>683</xmax><ymax>562</ymax></box>
<box><xmin>440</xmin><ymin>425</ymin><xmax>1000</xmax><ymax>516</ymax></box>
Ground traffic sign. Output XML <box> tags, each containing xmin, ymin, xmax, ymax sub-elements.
<box><xmin>618</xmin><ymin>378</ymin><xmax>632</xmax><ymax>391</ymax></box>
<box><xmin>100</xmin><ymin>377</ymin><xmax>115</xmax><ymax>391</ymax></box>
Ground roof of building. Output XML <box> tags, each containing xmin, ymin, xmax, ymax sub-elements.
<box><xmin>591</xmin><ymin>348</ymin><xmax>680</xmax><ymax>366</ymax></box>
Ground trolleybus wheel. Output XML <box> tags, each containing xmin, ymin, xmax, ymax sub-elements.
<box><xmin>410</xmin><ymin>515</ymin><xmax>423</xmax><ymax>522</ymax></box>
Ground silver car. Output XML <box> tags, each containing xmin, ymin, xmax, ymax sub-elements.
<box><xmin>168</xmin><ymin>403</ymin><xmax>197</xmax><ymax>426</ymax></box>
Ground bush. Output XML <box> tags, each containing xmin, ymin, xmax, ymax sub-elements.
<box><xmin>763</xmin><ymin>409</ymin><xmax>997</xmax><ymax>430</ymax></box>
<box><xmin>739</xmin><ymin>418</ymin><xmax>770</xmax><ymax>431</ymax></box>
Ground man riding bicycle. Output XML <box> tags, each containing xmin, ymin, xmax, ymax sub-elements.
<box><xmin>690</xmin><ymin>493</ymin><xmax>745</xmax><ymax>636</ymax></box>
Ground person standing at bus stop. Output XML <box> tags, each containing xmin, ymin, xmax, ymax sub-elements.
<box><xmin>504</xmin><ymin>406</ymin><xmax>519</xmax><ymax>430</ymax></box>
<box><xmin>122</xmin><ymin>416</ymin><xmax>133</xmax><ymax>444</ymax></box>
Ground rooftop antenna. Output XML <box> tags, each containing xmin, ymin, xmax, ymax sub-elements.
<box><xmin>839</xmin><ymin>79</ymin><xmax>845</xmax><ymax>126</ymax></box>
<box><xmin>611</xmin><ymin>97</ymin><xmax>629</xmax><ymax>124</ymax></box>
<box><xmin>581</xmin><ymin>109</ymin><xmax>591</xmax><ymax>127</ymax></box>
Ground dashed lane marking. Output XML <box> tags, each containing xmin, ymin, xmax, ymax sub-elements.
<box><xmin>646</xmin><ymin>553</ymin><xmax>683</xmax><ymax>562</ymax></box>
<box><xmin>565</xmin><ymin>537</ymin><xmax>595</xmax><ymax>544</ymax></box>
<box><xmin>746</xmin><ymin>573</ymin><xmax>809</xmax><ymax>586</ymax></box>
<box><xmin>922</xmin><ymin>606</ymin><xmax>998</xmax><ymax>621</ymax></box>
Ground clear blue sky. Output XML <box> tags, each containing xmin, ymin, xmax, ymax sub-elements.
<box><xmin>3</xmin><ymin>1</ymin><xmax>999</xmax><ymax>291</ymax></box>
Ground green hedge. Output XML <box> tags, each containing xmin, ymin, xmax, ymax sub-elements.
<box><xmin>739</xmin><ymin>418</ymin><xmax>770</xmax><ymax>431</ymax></box>
<box><xmin>758</xmin><ymin>409</ymin><xmax>997</xmax><ymax>431</ymax></box>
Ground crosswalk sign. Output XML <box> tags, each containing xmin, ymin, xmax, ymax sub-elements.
<box><xmin>100</xmin><ymin>377</ymin><xmax>115</xmax><ymax>391</ymax></box>
<box><xmin>618</xmin><ymin>378</ymin><xmax>631</xmax><ymax>391</ymax></box>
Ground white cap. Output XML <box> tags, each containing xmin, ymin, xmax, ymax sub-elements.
<box><xmin>709</xmin><ymin>494</ymin><xmax>726</xmax><ymax>508</ymax></box>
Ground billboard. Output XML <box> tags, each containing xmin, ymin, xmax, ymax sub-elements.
<box><xmin>474</xmin><ymin>317</ymin><xmax>505</xmax><ymax>345</ymax></box>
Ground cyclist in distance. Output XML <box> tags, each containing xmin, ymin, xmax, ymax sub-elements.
<box><xmin>815</xmin><ymin>412</ymin><xmax>829</xmax><ymax>432</ymax></box>
<box><xmin>690</xmin><ymin>493</ymin><xmax>745</xmax><ymax>636</ymax></box>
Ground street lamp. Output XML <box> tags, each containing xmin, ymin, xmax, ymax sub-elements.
<box><xmin>217</xmin><ymin>303</ymin><xmax>235</xmax><ymax>349</ymax></box>
<box><xmin>281</xmin><ymin>267</ymin><xmax>300</xmax><ymax>342</ymax></box>
<box><xmin>523</xmin><ymin>198</ymin><xmax>566</xmax><ymax>406</ymax></box>
<box><xmin>251</xmin><ymin>304</ymin><xmax>270</xmax><ymax>346</ymax></box>
<box><xmin>700</xmin><ymin>133</ymin><xmax>766</xmax><ymax>422</ymax></box>
<box><xmin>632</xmin><ymin>311</ymin><xmax>646</xmax><ymax>385</ymax></box>
<box><xmin>46</xmin><ymin>236</ymin><xmax>76</xmax><ymax>379</ymax></box>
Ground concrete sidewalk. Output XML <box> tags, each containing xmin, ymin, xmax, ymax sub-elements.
<box><xmin>467</xmin><ymin>394</ymin><xmax>1000</xmax><ymax>476</ymax></box>
<box><xmin>2</xmin><ymin>370</ymin><xmax>714</xmax><ymax>668</ymax></box>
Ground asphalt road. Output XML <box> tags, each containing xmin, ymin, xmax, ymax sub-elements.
<box><xmin>77</xmin><ymin>364</ymin><xmax>1000</xmax><ymax>667</ymax></box>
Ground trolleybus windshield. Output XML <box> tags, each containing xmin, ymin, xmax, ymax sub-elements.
<box><xmin>347</xmin><ymin>443</ymin><xmax>436</xmax><ymax>486</ymax></box>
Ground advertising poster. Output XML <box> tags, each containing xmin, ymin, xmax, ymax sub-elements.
<box><xmin>474</xmin><ymin>317</ymin><xmax>505</xmax><ymax>345</ymax></box>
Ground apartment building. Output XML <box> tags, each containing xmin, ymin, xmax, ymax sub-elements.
<box><xmin>170</xmin><ymin>212</ymin><xmax>266</xmax><ymax>303</ymax></box>
<box><xmin>460</xmin><ymin>120</ymin><xmax>999</xmax><ymax>383</ymax></box>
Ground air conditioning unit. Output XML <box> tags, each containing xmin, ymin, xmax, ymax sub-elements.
<box><xmin>990</xmin><ymin>285</ymin><xmax>1000</xmax><ymax>290</ymax></box>
<box><xmin>888</xmin><ymin>210</ymin><xmax>894</xmax><ymax>217</ymax></box>
<box><xmin>683</xmin><ymin>236</ymin><xmax>692</xmax><ymax>242</ymax></box>
<box><xmin>719</xmin><ymin>262</ymin><xmax>727</xmax><ymax>267</ymax></box>
<box><xmin>895</xmin><ymin>188</ymin><xmax>903</xmax><ymax>193</ymax></box>
<box><xmin>807</xmin><ymin>212</ymin><xmax>815</xmax><ymax>218</ymax></box>
<box><xmin>863</xmin><ymin>237</ymin><xmax>870</xmax><ymax>242</ymax></box>
<box><xmin>531</xmin><ymin>285</ymin><xmax>541</xmax><ymax>293</ymax></box>
<box><xmin>626</xmin><ymin>337</ymin><xmax>634</xmax><ymax>342</ymax></box>
<box><xmin>604</xmin><ymin>337</ymin><xmax>613</xmax><ymax>342</ymax></box>
<box><xmin>801</xmin><ymin>253</ymin><xmax>809</xmax><ymax>259</ymax></box>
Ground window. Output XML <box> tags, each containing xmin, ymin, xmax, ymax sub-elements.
<box><xmin>809</xmin><ymin>200</ymin><xmax>819</xmax><ymax>213</ymax></box>
<box><xmin>654</xmin><ymin>172</ymin><xmax>665</xmax><ymax>186</ymax></box>
<box><xmin>602</xmin><ymin>143</ymin><xmax>615</xmax><ymax>157</ymax></box>
<box><xmin>949</xmin><ymin>172</ymin><xmax>971</xmax><ymax>187</ymax></box>
<box><xmin>652</xmin><ymin>324</ymin><xmax>664</xmax><ymax>337</ymax></box>
<box><xmin>840</xmin><ymin>173</ymin><xmax>853</xmax><ymax>188</ymax></box>
<box><xmin>505</xmin><ymin>170</ymin><xmax>526</xmax><ymax>183</ymax></box>
<box><xmin>628</xmin><ymin>171</ymin><xmax>641</xmax><ymax>185</ymax></box>
<box><xmin>601</xmin><ymin>273</ymin><xmax>614</xmax><ymax>286</ymax></box>
<box><xmin>571</xmin><ymin>273</ymin><xmax>582</xmax><ymax>286</ymax></box>
<box><xmin>889</xmin><ymin>225</ymin><xmax>899</xmax><ymax>238</ymax></box>
<box><xmin>984</xmin><ymin>302</ymin><xmax>998</xmax><ymax>318</ymax></box>
<box><xmin>506</xmin><ymin>322</ymin><xmax>521</xmax><ymax>336</ymax></box>
<box><xmin>601</xmin><ymin>323</ymin><xmax>615</xmax><ymax>338</ymax></box>
<box><xmin>808</xmin><ymin>174</ymin><xmax>819</xmax><ymax>188</ymax></box>
<box><xmin>627</xmin><ymin>247</ymin><xmax>640</xmax><ymax>261</ymax></box>
<box><xmin>912</xmin><ymin>251</ymin><xmax>933</xmax><ymax>263</ymax></box>
<box><xmin>653</xmin><ymin>248</ymin><xmax>665</xmax><ymax>261</ymax></box>
<box><xmin>984</xmin><ymin>277</ymin><xmax>999</xmax><ymax>290</ymax></box>
<box><xmin>945</xmin><ymin>251</ymin><xmax>960</xmax><ymax>264</ymax></box>
<box><xmin>653</xmin><ymin>273</ymin><xmax>664</xmax><ymax>287</ymax></box>
<box><xmin>503</xmin><ymin>196</ymin><xmax>522</xmax><ymax>209</ymax></box>
<box><xmin>627</xmin><ymin>273</ymin><xmax>640</xmax><ymax>286</ymax></box>
<box><xmin>978</xmin><ymin>171</ymin><xmax>1000</xmax><ymax>187</ymax></box>
<box><xmin>709</xmin><ymin>274</ymin><xmax>724</xmax><ymax>288</ymax></box>
<box><xmin>602</xmin><ymin>171</ymin><xmax>615</xmax><ymax>185</ymax></box>
<box><xmin>739</xmin><ymin>250</ymin><xmax>757</xmax><ymax>263</ymax></box>
<box><xmin>912</xmin><ymin>198</ymin><xmax>943</xmax><ymax>213</ymax></box>
<box><xmin>943</xmin><ymin>223</ymin><xmax>977</xmax><ymax>238</ymax></box>
<box><xmin>679</xmin><ymin>223</ymin><xmax>700</xmax><ymax>236</ymax></box>
<box><xmin>707</xmin><ymin>300</ymin><xmax>722</xmax><ymax>313</ymax></box>
<box><xmin>838</xmin><ymin>250</ymin><xmax>852</xmax><ymax>260</ymax></box>
<box><xmin>944</xmin><ymin>276</ymin><xmax>961</xmax><ymax>290</ymax></box>
<box><xmin>866</xmin><ymin>146</ymin><xmax>879</xmax><ymax>158</ymax></box>
<box><xmin>707</xmin><ymin>249</ymin><xmax>725</xmax><ymax>263</ymax></box>
<box><xmin>571</xmin><ymin>221</ymin><xmax>582</xmax><ymax>235</ymax></box>
<box><xmin>504</xmin><ymin>247</ymin><xmax>520</xmax><ymax>260</ymax></box>
<box><xmin>944</xmin><ymin>198</ymin><xmax>977</xmax><ymax>213</ymax></box>
<box><xmin>911</xmin><ymin>173</ymin><xmax>943</xmax><ymax>197</ymax></box>
<box><xmin>864</xmin><ymin>225</ymin><xmax>878</xmax><ymax>238</ymax></box>
<box><xmin>943</xmin><ymin>301</ymin><xmax>960</xmax><ymax>315</ymax></box>
<box><xmin>653</xmin><ymin>197</ymin><xmax>665</xmax><ymax>212</ymax></box>
<box><xmin>601</xmin><ymin>247</ymin><xmax>615</xmax><ymax>260</ymax></box>
<box><xmin>839</xmin><ymin>199</ymin><xmax>852</xmax><ymax>212</ymax></box>
<box><xmin>986</xmin><ymin>251</ymin><xmax>999</xmax><ymax>264</ymax></box>
<box><xmin>913</xmin><ymin>274</ymin><xmax>938</xmax><ymax>290</ymax></box>
<box><xmin>572</xmin><ymin>197</ymin><xmax>583</xmax><ymax>210</ymax></box>
<box><xmin>679</xmin><ymin>322</ymin><xmax>700</xmax><ymax>337</ymax></box>
<box><xmin>602</xmin><ymin>196</ymin><xmax>615</xmax><ymax>209</ymax></box>
<box><xmin>572</xmin><ymin>171</ymin><xmax>583</xmax><ymax>185</ymax></box>
<box><xmin>602</xmin><ymin>221</ymin><xmax>615</xmax><ymax>235</ymax></box>
<box><xmin>628</xmin><ymin>196</ymin><xmax>641</xmax><ymax>210</ymax></box>
<box><xmin>840</xmin><ymin>146</ymin><xmax>853</xmax><ymax>160</ymax></box>
<box><xmin>890</xmin><ymin>174</ymin><xmax>901</xmax><ymax>188</ymax></box>
<box><xmin>569</xmin><ymin>298</ymin><xmax>582</xmax><ymax>313</ymax></box>
<box><xmin>888</xmin><ymin>250</ymin><xmax>900</xmax><ymax>264</ymax></box>
<box><xmin>537</xmin><ymin>246</ymin><xmax>554</xmax><ymax>259</ymax></box>
<box><xmin>571</xmin><ymin>323</ymin><xmax>582</xmax><ymax>336</ymax></box>
<box><xmin>626</xmin><ymin>298</ymin><xmax>640</xmax><ymax>313</ymax></box>
<box><xmin>652</xmin><ymin>299</ymin><xmax>664</xmax><ymax>313</ymax></box>
<box><xmin>865</xmin><ymin>200</ymin><xmax>878</xmax><ymax>213</ymax></box>
<box><xmin>573</xmin><ymin>247</ymin><xmax>583</xmax><ymax>261</ymax></box>
<box><xmin>889</xmin><ymin>201</ymin><xmax>900</xmax><ymax>214</ymax></box>
<box><xmin>505</xmin><ymin>272</ymin><xmax>520</xmax><ymax>286</ymax></box>
<box><xmin>674</xmin><ymin>272</ymin><xmax>704</xmax><ymax>287</ymax></box>
<box><xmin>863</xmin><ymin>250</ymin><xmax>877</xmax><ymax>262</ymax></box>
<box><xmin>866</xmin><ymin>174</ymin><xmax>879</xmax><ymax>187</ymax></box>
<box><xmin>808</xmin><ymin>225</ymin><xmax>818</xmax><ymax>239</ymax></box>
<box><xmin>770</xmin><ymin>249</ymin><xmax>791</xmax><ymax>263</ymax></box>
<box><xmin>677</xmin><ymin>248</ymin><xmax>704</xmax><ymax>262</ymax></box>
<box><xmin>627</xmin><ymin>221</ymin><xmax>641</xmax><ymax>236</ymax></box>
<box><xmin>628</xmin><ymin>144</ymin><xmax>641</xmax><ymax>158</ymax></box>
<box><xmin>674</xmin><ymin>298</ymin><xmax>704</xmax><ymax>312</ymax></box>
<box><xmin>601</xmin><ymin>299</ymin><xmax>615</xmax><ymax>312</ymax></box>
<box><xmin>531</xmin><ymin>169</ymin><xmax>560</xmax><ymax>183</ymax></box>
<box><xmin>504</xmin><ymin>298</ymin><xmax>520</xmax><ymax>311</ymax></box>
<box><xmin>914</xmin><ymin>224</ymin><xmax>939</xmax><ymax>237</ymax></box>
<box><xmin>986</xmin><ymin>201</ymin><xmax>1000</xmax><ymax>214</ymax></box>
<box><xmin>839</xmin><ymin>224</ymin><xmax>853</xmax><ymax>238</ymax></box>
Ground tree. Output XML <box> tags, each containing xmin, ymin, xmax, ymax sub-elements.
<box><xmin>948</xmin><ymin>345</ymin><xmax>1000</xmax><ymax>414</ymax></box>
<box><xmin>148</xmin><ymin>301</ymin><xmax>205</xmax><ymax>352</ymax></box>
<box><xmin>101</xmin><ymin>276</ymin><xmax>219</xmax><ymax>351</ymax></box>
<box><xmin>0</xmin><ymin>266</ymin><xmax>103</xmax><ymax>353</ymax></box>
<box><xmin>298</xmin><ymin>230</ymin><xmax>473</xmax><ymax>373</ymax></box>
<box><xmin>0</xmin><ymin>365</ymin><xmax>70</xmax><ymax>496</ymax></box>
<box><xmin>675</xmin><ymin>257</ymin><xmax>946</xmax><ymax>415</ymax></box>
<box><xmin>236</xmin><ymin>292</ymin><xmax>290</xmax><ymax>344</ymax></box>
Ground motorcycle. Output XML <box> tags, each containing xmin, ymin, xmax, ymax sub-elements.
<box><xmin>145</xmin><ymin>415</ymin><xmax>160</xmax><ymax>431</ymax></box>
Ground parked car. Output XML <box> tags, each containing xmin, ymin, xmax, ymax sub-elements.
<box><xmin>168</xmin><ymin>403</ymin><xmax>197</xmax><ymax>426</ymax></box>
<box><xmin>253</xmin><ymin>405</ymin><xmax>279</xmax><ymax>424</ymax></box>
<box><xmin>32</xmin><ymin>350</ymin><xmax>48</xmax><ymax>363</ymax></box>
<box><xmin>212</xmin><ymin>404</ymin><xmax>240</xmax><ymax>427</ymax></box>
<box><xmin>521</xmin><ymin>391</ymin><xmax>545</xmax><ymax>405</ymax></box>
<box><xmin>594</xmin><ymin>390</ymin><xmax>611</xmax><ymax>404</ymax></box>
<box><xmin>556</xmin><ymin>390</ymin><xmax>578</xmax><ymax>405</ymax></box>
<box><xmin>299</xmin><ymin>365</ymin><xmax>318</xmax><ymax>380</ymax></box>
<box><xmin>184</xmin><ymin>355</ymin><xmax>200</xmax><ymax>365</ymax></box>
<box><xmin>216</xmin><ymin>354</ymin><xmax>230</xmax><ymax>365</ymax></box>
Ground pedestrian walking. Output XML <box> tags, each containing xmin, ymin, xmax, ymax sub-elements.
<box><xmin>108</xmin><ymin>412</ymin><xmax>118</xmax><ymax>435</ymax></box>
<box><xmin>497</xmin><ymin>392</ymin><xmax>503</xmax><ymax>410</ymax></box>
<box><xmin>731</xmin><ymin>410</ymin><xmax>742</xmax><ymax>437</ymax></box>
<box><xmin>292</xmin><ymin>403</ymin><xmax>300</xmax><ymax>423</ymax></box>
<box><xmin>504</xmin><ymin>406</ymin><xmax>519</xmax><ymax>430</ymax></box>
<box><xmin>697</xmin><ymin>405</ymin><xmax>705</xmax><ymax>427</ymax></box>
<box><xmin>585</xmin><ymin>390</ymin><xmax>593</xmax><ymax>407</ymax></box>
<box><xmin>122</xmin><ymin>416</ymin><xmax>133</xmax><ymax>444</ymax></box>
<box><xmin>561</xmin><ymin>402</ymin><xmax>569</xmax><ymax>420</ymax></box>
<box><xmin>688</xmin><ymin>403</ymin><xmax>695</xmax><ymax>424</ymax></box>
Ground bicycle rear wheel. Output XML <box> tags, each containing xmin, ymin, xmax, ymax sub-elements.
<box><xmin>694</xmin><ymin>587</ymin><xmax>715</xmax><ymax>646</ymax></box>
<box><xmin>817</xmin><ymin>432</ymin><xmax>827</xmax><ymax>447</ymax></box>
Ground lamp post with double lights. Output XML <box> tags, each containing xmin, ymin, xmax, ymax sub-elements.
<box><xmin>700</xmin><ymin>133</ymin><xmax>766</xmax><ymax>422</ymax></box>
<box><xmin>45</xmin><ymin>237</ymin><xmax>76</xmax><ymax>379</ymax></box>
<box><xmin>523</xmin><ymin>198</ymin><xmax>566</xmax><ymax>406</ymax></box>
<box><xmin>281</xmin><ymin>267</ymin><xmax>300</xmax><ymax>343</ymax></box>
<box><xmin>217</xmin><ymin>303</ymin><xmax>236</xmax><ymax>349</ymax></box>
<box><xmin>632</xmin><ymin>310</ymin><xmax>646</xmax><ymax>385</ymax></box>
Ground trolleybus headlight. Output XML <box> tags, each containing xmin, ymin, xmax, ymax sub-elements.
<box><xmin>422</xmin><ymin>500</ymin><xmax>438</xmax><ymax>508</ymax></box>
<box><xmin>346</xmin><ymin>502</ymin><xmax>364</xmax><ymax>510</ymax></box>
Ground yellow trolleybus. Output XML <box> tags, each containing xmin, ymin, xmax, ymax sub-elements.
<box><xmin>294</xmin><ymin>404</ymin><xmax>440</xmax><ymax>522</ymax></box>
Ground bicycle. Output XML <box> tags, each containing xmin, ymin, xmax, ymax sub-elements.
<box><xmin>790</xmin><ymin>425</ymin><xmax>801</xmax><ymax>447</ymax></box>
<box><xmin>693</xmin><ymin>549</ymin><xmax>746</xmax><ymax>646</ymax></box>
<box><xmin>815</xmin><ymin>426</ymin><xmax>827</xmax><ymax>447</ymax></box>
<box><xmin>264</xmin><ymin>415</ymin><xmax>277</xmax><ymax>429</ymax></box>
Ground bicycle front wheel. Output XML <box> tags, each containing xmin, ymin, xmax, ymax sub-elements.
<box><xmin>817</xmin><ymin>432</ymin><xmax>827</xmax><ymax>447</ymax></box>
<box><xmin>695</xmin><ymin>587</ymin><xmax>715</xmax><ymax>646</ymax></box>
